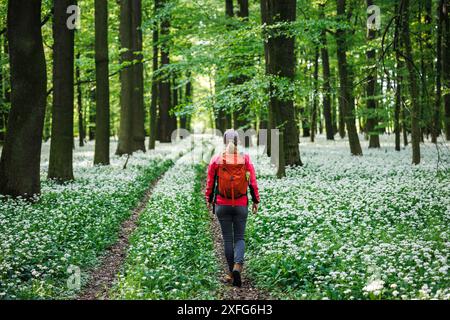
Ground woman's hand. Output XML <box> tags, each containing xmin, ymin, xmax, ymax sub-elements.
<box><xmin>252</xmin><ymin>203</ymin><xmax>259</xmax><ymax>215</ymax></box>
<box><xmin>207</xmin><ymin>202</ymin><xmax>213</xmax><ymax>212</ymax></box>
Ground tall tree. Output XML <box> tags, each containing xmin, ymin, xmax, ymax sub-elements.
<box><xmin>394</xmin><ymin>4</ymin><xmax>403</xmax><ymax>151</ymax></box>
<box><xmin>443</xmin><ymin>0</ymin><xmax>450</xmax><ymax>140</ymax></box>
<box><xmin>234</xmin><ymin>0</ymin><xmax>250</xmax><ymax>129</ymax></box>
<box><xmin>215</xmin><ymin>0</ymin><xmax>235</xmax><ymax>132</ymax></box>
<box><xmin>158</xmin><ymin>0</ymin><xmax>175</xmax><ymax>142</ymax></box>
<box><xmin>184</xmin><ymin>73</ymin><xmax>192</xmax><ymax>131</ymax></box>
<box><xmin>262</xmin><ymin>0</ymin><xmax>302</xmax><ymax>168</ymax></box>
<box><xmin>75</xmin><ymin>52</ymin><xmax>85</xmax><ymax>147</ymax></box>
<box><xmin>94</xmin><ymin>0</ymin><xmax>110</xmax><ymax>165</ymax></box>
<box><xmin>400</xmin><ymin>0</ymin><xmax>421</xmax><ymax>164</ymax></box>
<box><xmin>433</xmin><ymin>0</ymin><xmax>444</xmax><ymax>143</ymax></box>
<box><xmin>48</xmin><ymin>0</ymin><xmax>76</xmax><ymax>181</ymax></box>
<box><xmin>0</xmin><ymin>35</ymin><xmax>8</xmax><ymax>144</ymax></box>
<box><xmin>335</xmin><ymin>0</ymin><xmax>363</xmax><ymax>156</ymax></box>
<box><xmin>311</xmin><ymin>47</ymin><xmax>319</xmax><ymax>142</ymax></box>
<box><xmin>366</xmin><ymin>0</ymin><xmax>380</xmax><ymax>148</ymax></box>
<box><xmin>0</xmin><ymin>0</ymin><xmax>47</xmax><ymax>197</ymax></box>
<box><xmin>237</xmin><ymin>0</ymin><xmax>248</xmax><ymax>18</ymax></box>
<box><xmin>320</xmin><ymin>3</ymin><xmax>334</xmax><ymax>140</ymax></box>
<box><xmin>131</xmin><ymin>0</ymin><xmax>146</xmax><ymax>152</ymax></box>
<box><xmin>149</xmin><ymin>0</ymin><xmax>160</xmax><ymax>150</ymax></box>
<box><xmin>226</xmin><ymin>0</ymin><xmax>234</xmax><ymax>17</ymax></box>
<box><xmin>117</xmin><ymin>0</ymin><xmax>134</xmax><ymax>155</ymax></box>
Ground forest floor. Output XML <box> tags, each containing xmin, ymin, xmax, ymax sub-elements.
<box><xmin>1</xmin><ymin>135</ymin><xmax>449</xmax><ymax>300</ymax></box>
<box><xmin>78</xmin><ymin>141</ymin><xmax>270</xmax><ymax>300</ymax></box>
<box><xmin>77</xmin><ymin>176</ymin><xmax>161</xmax><ymax>300</ymax></box>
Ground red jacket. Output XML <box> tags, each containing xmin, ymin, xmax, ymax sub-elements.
<box><xmin>205</xmin><ymin>153</ymin><xmax>260</xmax><ymax>206</ymax></box>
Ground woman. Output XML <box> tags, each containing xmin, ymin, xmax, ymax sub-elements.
<box><xmin>205</xmin><ymin>129</ymin><xmax>260</xmax><ymax>287</ymax></box>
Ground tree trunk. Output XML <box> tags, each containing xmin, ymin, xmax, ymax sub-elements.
<box><xmin>172</xmin><ymin>75</ymin><xmax>179</xmax><ymax>134</ymax></box>
<box><xmin>320</xmin><ymin>4</ymin><xmax>334</xmax><ymax>140</ymax></box>
<box><xmin>394</xmin><ymin>6</ymin><xmax>402</xmax><ymax>151</ymax></box>
<box><xmin>401</xmin><ymin>0</ymin><xmax>421</xmax><ymax>164</ymax></box>
<box><xmin>433</xmin><ymin>0</ymin><xmax>444</xmax><ymax>143</ymax></box>
<box><xmin>76</xmin><ymin>52</ymin><xmax>85</xmax><ymax>148</ymax></box>
<box><xmin>302</xmin><ymin>103</ymin><xmax>310</xmax><ymax>137</ymax></box>
<box><xmin>0</xmin><ymin>0</ymin><xmax>47</xmax><ymax>197</ymax></box>
<box><xmin>94</xmin><ymin>0</ymin><xmax>110</xmax><ymax>165</ymax></box>
<box><xmin>260</xmin><ymin>0</ymin><xmax>271</xmax><ymax>157</ymax></box>
<box><xmin>394</xmin><ymin>74</ymin><xmax>402</xmax><ymax>151</ymax></box>
<box><xmin>88</xmin><ymin>86</ymin><xmax>96</xmax><ymax>140</ymax></box>
<box><xmin>311</xmin><ymin>47</ymin><xmax>319</xmax><ymax>142</ymax></box>
<box><xmin>184</xmin><ymin>73</ymin><xmax>192</xmax><ymax>131</ymax></box>
<box><xmin>131</xmin><ymin>0</ymin><xmax>146</xmax><ymax>152</ymax></box>
<box><xmin>158</xmin><ymin>0</ymin><xmax>174</xmax><ymax>143</ymax></box>
<box><xmin>149</xmin><ymin>0</ymin><xmax>159</xmax><ymax>150</ymax></box>
<box><xmin>336</xmin><ymin>0</ymin><xmax>362</xmax><ymax>155</ymax></box>
<box><xmin>263</xmin><ymin>0</ymin><xmax>302</xmax><ymax>168</ymax></box>
<box><xmin>48</xmin><ymin>0</ymin><xmax>76</xmax><ymax>181</ymax></box>
<box><xmin>117</xmin><ymin>0</ymin><xmax>133</xmax><ymax>155</ymax></box>
<box><xmin>237</xmin><ymin>0</ymin><xmax>248</xmax><ymax>19</ymax></box>
<box><xmin>332</xmin><ymin>92</ymin><xmax>338</xmax><ymax>134</ymax></box>
<box><xmin>226</xmin><ymin>0</ymin><xmax>234</xmax><ymax>17</ymax></box>
<box><xmin>442</xmin><ymin>0</ymin><xmax>450</xmax><ymax>141</ymax></box>
<box><xmin>0</xmin><ymin>35</ymin><xmax>8</xmax><ymax>144</ymax></box>
<box><xmin>417</xmin><ymin>0</ymin><xmax>432</xmax><ymax>142</ymax></box>
<box><xmin>366</xmin><ymin>0</ymin><xmax>380</xmax><ymax>148</ymax></box>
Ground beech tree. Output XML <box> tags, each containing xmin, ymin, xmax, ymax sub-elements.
<box><xmin>48</xmin><ymin>0</ymin><xmax>76</xmax><ymax>181</ymax></box>
<box><xmin>400</xmin><ymin>0</ymin><xmax>421</xmax><ymax>164</ymax></box>
<box><xmin>94</xmin><ymin>0</ymin><xmax>110</xmax><ymax>165</ymax></box>
<box><xmin>0</xmin><ymin>0</ymin><xmax>47</xmax><ymax>197</ymax></box>
<box><xmin>366</xmin><ymin>0</ymin><xmax>381</xmax><ymax>148</ymax></box>
<box><xmin>335</xmin><ymin>0</ymin><xmax>363</xmax><ymax>156</ymax></box>
<box><xmin>261</xmin><ymin>0</ymin><xmax>302</xmax><ymax>169</ymax></box>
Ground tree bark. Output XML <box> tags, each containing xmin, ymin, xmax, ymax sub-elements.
<box><xmin>336</xmin><ymin>0</ymin><xmax>362</xmax><ymax>155</ymax></box>
<box><xmin>158</xmin><ymin>0</ymin><xmax>174</xmax><ymax>143</ymax></box>
<box><xmin>422</xmin><ymin>0</ymin><xmax>434</xmax><ymax>141</ymax></box>
<box><xmin>237</xmin><ymin>0</ymin><xmax>248</xmax><ymax>19</ymax></box>
<box><xmin>320</xmin><ymin>4</ymin><xmax>334</xmax><ymax>140</ymax></box>
<box><xmin>76</xmin><ymin>52</ymin><xmax>85</xmax><ymax>147</ymax></box>
<box><xmin>226</xmin><ymin>0</ymin><xmax>234</xmax><ymax>17</ymax></box>
<box><xmin>234</xmin><ymin>0</ymin><xmax>250</xmax><ymax>129</ymax></box>
<box><xmin>433</xmin><ymin>0</ymin><xmax>444</xmax><ymax>143</ymax></box>
<box><xmin>94</xmin><ymin>0</ymin><xmax>110</xmax><ymax>164</ymax></box>
<box><xmin>443</xmin><ymin>0</ymin><xmax>450</xmax><ymax>140</ymax></box>
<box><xmin>366</xmin><ymin>0</ymin><xmax>380</xmax><ymax>148</ymax></box>
<box><xmin>0</xmin><ymin>35</ymin><xmax>8</xmax><ymax>144</ymax></box>
<box><xmin>400</xmin><ymin>0</ymin><xmax>421</xmax><ymax>164</ymax></box>
<box><xmin>263</xmin><ymin>0</ymin><xmax>302</xmax><ymax>168</ymax></box>
<box><xmin>0</xmin><ymin>0</ymin><xmax>47</xmax><ymax>197</ymax></box>
<box><xmin>117</xmin><ymin>0</ymin><xmax>133</xmax><ymax>155</ymax></box>
<box><xmin>394</xmin><ymin>6</ymin><xmax>402</xmax><ymax>151</ymax></box>
<box><xmin>149</xmin><ymin>0</ymin><xmax>159</xmax><ymax>150</ymax></box>
<box><xmin>88</xmin><ymin>86</ymin><xmax>96</xmax><ymax>140</ymax></box>
<box><xmin>311</xmin><ymin>47</ymin><xmax>319</xmax><ymax>142</ymax></box>
<box><xmin>131</xmin><ymin>0</ymin><xmax>146</xmax><ymax>152</ymax></box>
<box><xmin>48</xmin><ymin>0</ymin><xmax>76</xmax><ymax>181</ymax></box>
<box><xmin>185</xmin><ymin>75</ymin><xmax>192</xmax><ymax>131</ymax></box>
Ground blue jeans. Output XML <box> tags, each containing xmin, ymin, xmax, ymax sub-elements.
<box><xmin>215</xmin><ymin>205</ymin><xmax>248</xmax><ymax>272</ymax></box>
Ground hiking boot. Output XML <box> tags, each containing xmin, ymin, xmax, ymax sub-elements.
<box><xmin>223</xmin><ymin>272</ymin><xmax>233</xmax><ymax>285</ymax></box>
<box><xmin>232</xmin><ymin>263</ymin><xmax>242</xmax><ymax>287</ymax></box>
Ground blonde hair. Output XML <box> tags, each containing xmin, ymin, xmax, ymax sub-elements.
<box><xmin>223</xmin><ymin>129</ymin><xmax>239</xmax><ymax>154</ymax></box>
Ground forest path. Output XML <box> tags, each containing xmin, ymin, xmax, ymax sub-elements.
<box><xmin>77</xmin><ymin>170</ymin><xmax>166</xmax><ymax>300</ymax></box>
<box><xmin>208</xmin><ymin>206</ymin><xmax>271</xmax><ymax>300</ymax></box>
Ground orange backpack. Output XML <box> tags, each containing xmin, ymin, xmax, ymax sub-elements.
<box><xmin>216</xmin><ymin>152</ymin><xmax>249</xmax><ymax>206</ymax></box>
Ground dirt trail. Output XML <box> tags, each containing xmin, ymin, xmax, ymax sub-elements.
<box><xmin>77</xmin><ymin>178</ymin><xmax>160</xmax><ymax>300</ymax></box>
<box><xmin>209</xmin><ymin>207</ymin><xmax>271</xmax><ymax>300</ymax></box>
